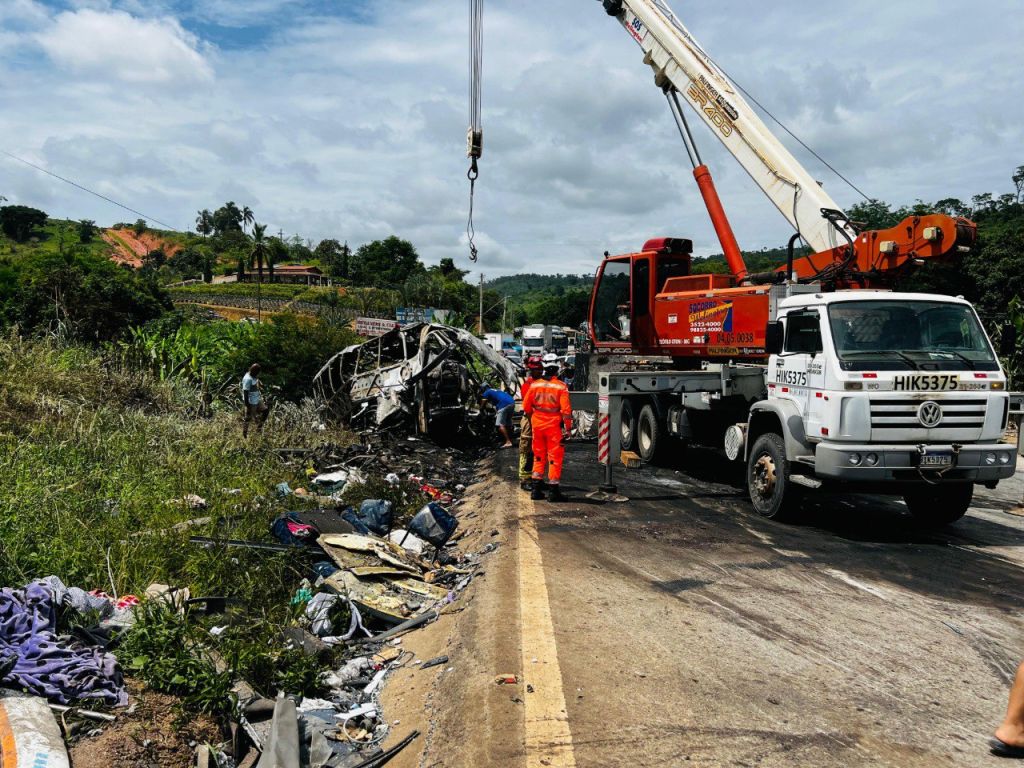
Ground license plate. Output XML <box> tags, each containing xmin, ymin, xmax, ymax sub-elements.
<box><xmin>920</xmin><ymin>452</ymin><xmax>953</xmax><ymax>468</ymax></box>
<box><xmin>892</xmin><ymin>374</ymin><xmax>959</xmax><ymax>391</ymax></box>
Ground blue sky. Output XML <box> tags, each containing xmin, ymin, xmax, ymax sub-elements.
<box><xmin>2</xmin><ymin>0</ymin><xmax>1023</xmax><ymax>277</ymax></box>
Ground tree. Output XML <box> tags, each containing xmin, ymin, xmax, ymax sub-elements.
<box><xmin>250</xmin><ymin>223</ymin><xmax>268</xmax><ymax>284</ymax></box>
<box><xmin>76</xmin><ymin>219</ymin><xmax>97</xmax><ymax>244</ymax></box>
<box><xmin>0</xmin><ymin>205</ymin><xmax>47</xmax><ymax>242</ymax></box>
<box><xmin>133</xmin><ymin>219</ymin><xmax>147</xmax><ymax>237</ymax></box>
<box><xmin>934</xmin><ymin>198</ymin><xmax>971</xmax><ymax>218</ymax></box>
<box><xmin>972</xmin><ymin>193</ymin><xmax>995</xmax><ymax>216</ymax></box>
<box><xmin>237</xmin><ymin>255</ymin><xmax>246</xmax><ymax>281</ymax></box>
<box><xmin>1013</xmin><ymin>165</ymin><xmax>1024</xmax><ymax>204</ymax></box>
<box><xmin>242</xmin><ymin>205</ymin><xmax>254</xmax><ymax>234</ymax></box>
<box><xmin>212</xmin><ymin>201</ymin><xmax>243</xmax><ymax>235</ymax></box>
<box><xmin>0</xmin><ymin>249</ymin><xmax>170</xmax><ymax>340</ymax></box>
<box><xmin>195</xmin><ymin>209</ymin><xmax>213</xmax><ymax>238</ymax></box>
<box><xmin>846</xmin><ymin>199</ymin><xmax>902</xmax><ymax>230</ymax></box>
<box><xmin>314</xmin><ymin>238</ymin><xmax>353</xmax><ymax>278</ymax></box>
<box><xmin>350</xmin><ymin>236</ymin><xmax>425</xmax><ymax>289</ymax></box>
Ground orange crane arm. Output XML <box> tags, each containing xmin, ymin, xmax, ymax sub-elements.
<box><xmin>762</xmin><ymin>212</ymin><xmax>976</xmax><ymax>289</ymax></box>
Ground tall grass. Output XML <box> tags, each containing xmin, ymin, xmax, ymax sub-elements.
<box><xmin>0</xmin><ymin>332</ymin><xmax>347</xmax><ymax>605</ymax></box>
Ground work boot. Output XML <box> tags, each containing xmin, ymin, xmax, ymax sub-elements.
<box><xmin>520</xmin><ymin>478</ymin><xmax>533</xmax><ymax>491</ymax></box>
<box><xmin>547</xmin><ymin>485</ymin><xmax>566</xmax><ymax>503</ymax></box>
<box><xmin>530</xmin><ymin>481</ymin><xmax>545</xmax><ymax>501</ymax></box>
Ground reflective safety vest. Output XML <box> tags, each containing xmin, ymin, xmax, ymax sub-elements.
<box><xmin>524</xmin><ymin>377</ymin><xmax>572</xmax><ymax>428</ymax></box>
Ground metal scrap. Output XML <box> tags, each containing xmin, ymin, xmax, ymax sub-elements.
<box><xmin>313</xmin><ymin>323</ymin><xmax>520</xmax><ymax>439</ymax></box>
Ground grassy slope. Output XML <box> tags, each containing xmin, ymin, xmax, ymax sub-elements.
<box><xmin>0</xmin><ymin>219</ymin><xmax>116</xmax><ymax>260</ymax></box>
<box><xmin>0</xmin><ymin>333</ymin><xmax>348</xmax><ymax>605</ymax></box>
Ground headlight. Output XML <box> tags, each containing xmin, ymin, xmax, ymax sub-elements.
<box><xmin>848</xmin><ymin>453</ymin><xmax>863</xmax><ymax>466</ymax></box>
<box><xmin>984</xmin><ymin>452</ymin><xmax>996</xmax><ymax>465</ymax></box>
<box><xmin>865</xmin><ymin>453</ymin><xmax>879</xmax><ymax>467</ymax></box>
<box><xmin>998</xmin><ymin>453</ymin><xmax>1012</xmax><ymax>465</ymax></box>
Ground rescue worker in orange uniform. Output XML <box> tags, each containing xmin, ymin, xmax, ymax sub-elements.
<box><xmin>523</xmin><ymin>353</ymin><xmax>572</xmax><ymax>502</ymax></box>
<box><xmin>518</xmin><ymin>356</ymin><xmax>544</xmax><ymax>490</ymax></box>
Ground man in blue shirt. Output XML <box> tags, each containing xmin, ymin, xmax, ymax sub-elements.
<box><xmin>479</xmin><ymin>384</ymin><xmax>515</xmax><ymax>448</ymax></box>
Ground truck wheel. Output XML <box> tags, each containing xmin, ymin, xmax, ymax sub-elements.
<box><xmin>619</xmin><ymin>398</ymin><xmax>637</xmax><ymax>452</ymax></box>
<box><xmin>637</xmin><ymin>404</ymin><xmax>661</xmax><ymax>463</ymax></box>
<box><xmin>747</xmin><ymin>432</ymin><xmax>801</xmax><ymax>521</ymax></box>
<box><xmin>904</xmin><ymin>484</ymin><xmax>973</xmax><ymax>527</ymax></box>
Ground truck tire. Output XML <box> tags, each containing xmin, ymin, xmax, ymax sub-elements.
<box><xmin>637</xmin><ymin>404</ymin><xmax>661</xmax><ymax>463</ymax></box>
<box><xmin>619</xmin><ymin>398</ymin><xmax>637</xmax><ymax>452</ymax></box>
<box><xmin>747</xmin><ymin>432</ymin><xmax>801</xmax><ymax>521</ymax></box>
<box><xmin>904</xmin><ymin>484</ymin><xmax>973</xmax><ymax>527</ymax></box>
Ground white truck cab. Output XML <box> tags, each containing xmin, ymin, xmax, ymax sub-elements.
<box><xmin>746</xmin><ymin>291</ymin><xmax>1015</xmax><ymax>525</ymax></box>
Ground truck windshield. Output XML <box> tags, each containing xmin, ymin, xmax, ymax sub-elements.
<box><xmin>827</xmin><ymin>300</ymin><xmax>998</xmax><ymax>371</ymax></box>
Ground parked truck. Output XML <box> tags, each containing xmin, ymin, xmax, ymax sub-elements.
<box><xmin>580</xmin><ymin>0</ymin><xmax>1017</xmax><ymax>526</ymax></box>
<box><xmin>520</xmin><ymin>324</ymin><xmax>569</xmax><ymax>357</ymax></box>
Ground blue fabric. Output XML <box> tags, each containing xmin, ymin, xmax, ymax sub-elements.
<box><xmin>0</xmin><ymin>579</ymin><xmax>127</xmax><ymax>706</ymax></box>
<box><xmin>481</xmin><ymin>387</ymin><xmax>514</xmax><ymax>410</ymax></box>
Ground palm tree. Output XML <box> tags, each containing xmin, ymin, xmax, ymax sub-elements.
<box><xmin>195</xmin><ymin>209</ymin><xmax>213</xmax><ymax>238</ymax></box>
<box><xmin>242</xmin><ymin>206</ymin><xmax>255</xmax><ymax>234</ymax></box>
<box><xmin>250</xmin><ymin>223</ymin><xmax>268</xmax><ymax>284</ymax></box>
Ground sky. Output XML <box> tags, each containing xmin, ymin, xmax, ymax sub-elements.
<box><xmin>1</xmin><ymin>0</ymin><xmax>1022</xmax><ymax>279</ymax></box>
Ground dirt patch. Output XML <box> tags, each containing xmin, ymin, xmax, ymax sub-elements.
<box><xmin>379</xmin><ymin>460</ymin><xmax>526</xmax><ymax>768</ymax></box>
<box><xmin>69</xmin><ymin>679</ymin><xmax>222</xmax><ymax>768</ymax></box>
<box><xmin>102</xmin><ymin>229</ymin><xmax>182</xmax><ymax>268</ymax></box>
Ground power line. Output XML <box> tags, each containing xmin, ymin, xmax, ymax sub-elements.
<box><xmin>1</xmin><ymin>149</ymin><xmax>180</xmax><ymax>230</ymax></box>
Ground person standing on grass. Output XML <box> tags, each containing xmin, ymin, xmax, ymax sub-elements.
<box><xmin>479</xmin><ymin>384</ymin><xmax>515</xmax><ymax>448</ymax></box>
<box><xmin>241</xmin><ymin>363</ymin><xmax>268</xmax><ymax>437</ymax></box>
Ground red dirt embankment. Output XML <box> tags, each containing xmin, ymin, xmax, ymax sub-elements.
<box><xmin>102</xmin><ymin>229</ymin><xmax>182</xmax><ymax>267</ymax></box>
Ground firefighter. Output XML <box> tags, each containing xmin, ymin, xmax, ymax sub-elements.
<box><xmin>523</xmin><ymin>353</ymin><xmax>572</xmax><ymax>502</ymax></box>
<box><xmin>518</xmin><ymin>355</ymin><xmax>544</xmax><ymax>489</ymax></box>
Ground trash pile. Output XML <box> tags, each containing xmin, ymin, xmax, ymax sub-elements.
<box><xmin>1</xmin><ymin>434</ymin><xmax>496</xmax><ymax>768</ymax></box>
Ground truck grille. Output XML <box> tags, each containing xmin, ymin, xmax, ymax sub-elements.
<box><xmin>869</xmin><ymin>397</ymin><xmax>987</xmax><ymax>431</ymax></box>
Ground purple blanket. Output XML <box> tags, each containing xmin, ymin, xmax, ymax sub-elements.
<box><xmin>0</xmin><ymin>579</ymin><xmax>127</xmax><ymax>706</ymax></box>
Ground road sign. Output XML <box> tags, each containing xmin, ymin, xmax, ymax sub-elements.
<box><xmin>355</xmin><ymin>317</ymin><xmax>400</xmax><ymax>337</ymax></box>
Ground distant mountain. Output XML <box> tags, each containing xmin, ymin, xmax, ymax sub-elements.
<box><xmin>484</xmin><ymin>273</ymin><xmax>592</xmax><ymax>300</ymax></box>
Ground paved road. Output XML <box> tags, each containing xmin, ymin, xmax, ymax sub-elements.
<box><xmin>508</xmin><ymin>443</ymin><xmax>1024</xmax><ymax>767</ymax></box>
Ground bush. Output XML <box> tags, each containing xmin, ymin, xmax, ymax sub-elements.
<box><xmin>222</xmin><ymin>314</ymin><xmax>358</xmax><ymax>401</ymax></box>
<box><xmin>0</xmin><ymin>250</ymin><xmax>170</xmax><ymax>340</ymax></box>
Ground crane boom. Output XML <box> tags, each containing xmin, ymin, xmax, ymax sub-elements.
<box><xmin>606</xmin><ymin>0</ymin><xmax>856</xmax><ymax>254</ymax></box>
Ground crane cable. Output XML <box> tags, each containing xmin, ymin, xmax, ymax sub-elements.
<box><xmin>466</xmin><ymin>0</ymin><xmax>484</xmax><ymax>262</ymax></box>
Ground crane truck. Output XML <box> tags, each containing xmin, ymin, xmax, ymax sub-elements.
<box><xmin>583</xmin><ymin>0</ymin><xmax>1017</xmax><ymax>525</ymax></box>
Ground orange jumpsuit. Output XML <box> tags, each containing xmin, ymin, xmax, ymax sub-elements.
<box><xmin>523</xmin><ymin>376</ymin><xmax>572</xmax><ymax>485</ymax></box>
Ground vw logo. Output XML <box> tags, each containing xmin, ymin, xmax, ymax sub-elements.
<box><xmin>917</xmin><ymin>401</ymin><xmax>943</xmax><ymax>428</ymax></box>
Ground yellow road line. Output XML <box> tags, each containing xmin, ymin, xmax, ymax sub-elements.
<box><xmin>517</xmin><ymin>493</ymin><xmax>577</xmax><ymax>768</ymax></box>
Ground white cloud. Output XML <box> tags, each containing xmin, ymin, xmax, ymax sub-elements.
<box><xmin>35</xmin><ymin>8</ymin><xmax>213</xmax><ymax>84</ymax></box>
<box><xmin>1</xmin><ymin>0</ymin><xmax>1022</xmax><ymax>278</ymax></box>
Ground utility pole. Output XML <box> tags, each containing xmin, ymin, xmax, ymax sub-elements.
<box><xmin>502</xmin><ymin>296</ymin><xmax>508</xmax><ymax>334</ymax></box>
<box><xmin>478</xmin><ymin>273</ymin><xmax>485</xmax><ymax>335</ymax></box>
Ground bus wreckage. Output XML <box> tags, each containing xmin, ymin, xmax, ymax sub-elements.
<box><xmin>313</xmin><ymin>323</ymin><xmax>521</xmax><ymax>439</ymax></box>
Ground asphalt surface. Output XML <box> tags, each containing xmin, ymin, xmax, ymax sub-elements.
<box><xmin>504</xmin><ymin>441</ymin><xmax>1024</xmax><ymax>767</ymax></box>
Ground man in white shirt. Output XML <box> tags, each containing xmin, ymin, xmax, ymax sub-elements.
<box><xmin>241</xmin><ymin>363</ymin><xmax>268</xmax><ymax>437</ymax></box>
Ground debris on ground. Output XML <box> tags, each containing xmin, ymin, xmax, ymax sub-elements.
<box><xmin>0</xmin><ymin>692</ymin><xmax>71</xmax><ymax>768</ymax></box>
<box><xmin>312</xmin><ymin>323</ymin><xmax>520</xmax><ymax>440</ymax></box>
<box><xmin>6</xmin><ymin>426</ymin><xmax>503</xmax><ymax>768</ymax></box>
<box><xmin>0</xmin><ymin>577</ymin><xmax>129</xmax><ymax>706</ymax></box>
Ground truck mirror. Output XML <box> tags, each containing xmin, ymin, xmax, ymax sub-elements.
<box><xmin>1001</xmin><ymin>324</ymin><xmax>1018</xmax><ymax>357</ymax></box>
<box><xmin>765</xmin><ymin>321</ymin><xmax>784</xmax><ymax>355</ymax></box>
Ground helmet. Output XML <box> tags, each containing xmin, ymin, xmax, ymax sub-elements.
<box><xmin>542</xmin><ymin>353</ymin><xmax>559</xmax><ymax>365</ymax></box>
<box><xmin>525</xmin><ymin>355</ymin><xmax>543</xmax><ymax>371</ymax></box>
